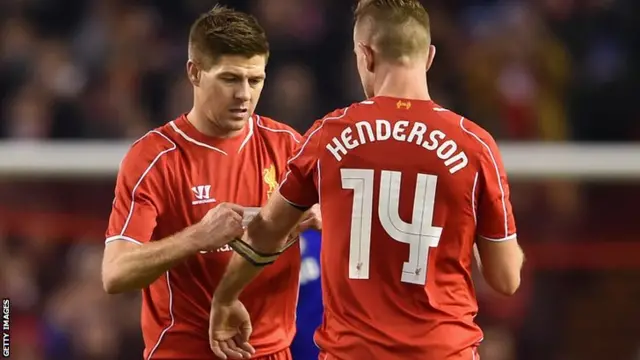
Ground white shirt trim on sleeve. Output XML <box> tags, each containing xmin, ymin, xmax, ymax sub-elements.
<box><xmin>111</xmin><ymin>130</ymin><xmax>177</xmax><ymax>241</ymax></box>
<box><xmin>459</xmin><ymin>117</ymin><xmax>510</xmax><ymax>239</ymax></box>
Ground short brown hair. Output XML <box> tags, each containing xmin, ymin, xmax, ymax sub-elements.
<box><xmin>188</xmin><ymin>5</ymin><xmax>269</xmax><ymax>68</ymax></box>
<box><xmin>354</xmin><ymin>0</ymin><xmax>431</xmax><ymax>61</ymax></box>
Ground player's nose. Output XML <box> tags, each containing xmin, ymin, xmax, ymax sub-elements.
<box><xmin>234</xmin><ymin>83</ymin><xmax>251</xmax><ymax>102</ymax></box>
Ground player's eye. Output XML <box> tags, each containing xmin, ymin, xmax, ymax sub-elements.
<box><xmin>220</xmin><ymin>75</ymin><xmax>240</xmax><ymax>83</ymax></box>
<box><xmin>249</xmin><ymin>78</ymin><xmax>263</xmax><ymax>86</ymax></box>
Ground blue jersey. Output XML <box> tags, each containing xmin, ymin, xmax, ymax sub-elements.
<box><xmin>291</xmin><ymin>230</ymin><xmax>323</xmax><ymax>359</ymax></box>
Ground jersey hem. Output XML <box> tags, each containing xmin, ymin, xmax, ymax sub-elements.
<box><xmin>478</xmin><ymin>233</ymin><xmax>517</xmax><ymax>242</ymax></box>
<box><xmin>105</xmin><ymin>235</ymin><xmax>144</xmax><ymax>245</ymax></box>
<box><xmin>279</xmin><ymin>191</ymin><xmax>312</xmax><ymax>211</ymax></box>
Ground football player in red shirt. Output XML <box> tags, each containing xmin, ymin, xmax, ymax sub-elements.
<box><xmin>208</xmin><ymin>1</ymin><xmax>525</xmax><ymax>359</ymax></box>
<box><xmin>101</xmin><ymin>5</ymin><xmax>319</xmax><ymax>360</ymax></box>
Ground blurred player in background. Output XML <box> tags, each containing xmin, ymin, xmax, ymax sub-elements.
<box><xmin>208</xmin><ymin>0</ymin><xmax>524</xmax><ymax>359</ymax></box>
<box><xmin>291</xmin><ymin>229</ymin><xmax>323</xmax><ymax>360</ymax></box>
<box><xmin>100</xmin><ymin>5</ymin><xmax>319</xmax><ymax>360</ymax></box>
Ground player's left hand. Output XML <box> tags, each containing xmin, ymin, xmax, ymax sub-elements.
<box><xmin>209</xmin><ymin>299</ymin><xmax>255</xmax><ymax>359</ymax></box>
<box><xmin>297</xmin><ymin>204</ymin><xmax>321</xmax><ymax>232</ymax></box>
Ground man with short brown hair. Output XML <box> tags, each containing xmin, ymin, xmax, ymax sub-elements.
<box><xmin>101</xmin><ymin>5</ymin><xmax>317</xmax><ymax>360</ymax></box>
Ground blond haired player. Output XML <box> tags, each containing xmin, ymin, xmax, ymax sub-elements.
<box><xmin>208</xmin><ymin>1</ymin><xmax>524</xmax><ymax>359</ymax></box>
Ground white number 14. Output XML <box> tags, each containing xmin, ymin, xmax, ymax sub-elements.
<box><xmin>341</xmin><ymin>169</ymin><xmax>443</xmax><ymax>285</ymax></box>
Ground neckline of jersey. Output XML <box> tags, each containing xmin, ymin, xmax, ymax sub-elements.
<box><xmin>371</xmin><ymin>95</ymin><xmax>435</xmax><ymax>105</ymax></box>
<box><xmin>173</xmin><ymin>114</ymin><xmax>253</xmax><ymax>154</ymax></box>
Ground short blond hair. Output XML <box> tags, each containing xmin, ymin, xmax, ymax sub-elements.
<box><xmin>354</xmin><ymin>0</ymin><xmax>431</xmax><ymax>61</ymax></box>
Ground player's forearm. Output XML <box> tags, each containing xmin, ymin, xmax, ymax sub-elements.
<box><xmin>103</xmin><ymin>228</ymin><xmax>201</xmax><ymax>293</ymax></box>
<box><xmin>213</xmin><ymin>253</ymin><xmax>264</xmax><ymax>304</ymax></box>
<box><xmin>211</xmin><ymin>229</ymin><xmax>283</xmax><ymax>302</ymax></box>
<box><xmin>212</xmin><ymin>214</ymin><xmax>295</xmax><ymax>303</ymax></box>
<box><xmin>478</xmin><ymin>242</ymin><xmax>525</xmax><ymax>296</ymax></box>
<box><xmin>244</xmin><ymin>213</ymin><xmax>293</xmax><ymax>253</ymax></box>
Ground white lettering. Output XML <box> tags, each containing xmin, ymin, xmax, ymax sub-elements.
<box><xmin>325</xmin><ymin>120</ymin><xmax>468</xmax><ymax>174</ymax></box>
<box><xmin>392</xmin><ymin>120</ymin><xmax>409</xmax><ymax>141</ymax></box>
<box><xmin>2</xmin><ymin>298</ymin><xmax>9</xmax><ymax>357</ymax></box>
<box><xmin>355</xmin><ymin>121</ymin><xmax>376</xmax><ymax>144</ymax></box>
<box><xmin>406</xmin><ymin>122</ymin><xmax>427</xmax><ymax>144</ymax></box>
<box><xmin>375</xmin><ymin>120</ymin><xmax>391</xmax><ymax>141</ymax></box>
<box><xmin>341</xmin><ymin>128</ymin><xmax>359</xmax><ymax>150</ymax></box>
<box><xmin>198</xmin><ymin>244</ymin><xmax>233</xmax><ymax>254</ymax></box>
<box><xmin>422</xmin><ymin>130</ymin><xmax>444</xmax><ymax>150</ymax></box>
<box><xmin>436</xmin><ymin>140</ymin><xmax>457</xmax><ymax>160</ymax></box>
<box><xmin>445</xmin><ymin>151</ymin><xmax>468</xmax><ymax>174</ymax></box>
<box><xmin>217</xmin><ymin>244</ymin><xmax>232</xmax><ymax>252</ymax></box>
<box><xmin>326</xmin><ymin>137</ymin><xmax>348</xmax><ymax>161</ymax></box>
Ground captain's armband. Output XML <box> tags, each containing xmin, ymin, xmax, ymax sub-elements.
<box><xmin>229</xmin><ymin>237</ymin><xmax>298</xmax><ymax>267</ymax></box>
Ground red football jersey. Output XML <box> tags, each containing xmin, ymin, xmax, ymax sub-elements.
<box><xmin>106</xmin><ymin>114</ymin><xmax>301</xmax><ymax>360</ymax></box>
<box><xmin>279</xmin><ymin>96</ymin><xmax>517</xmax><ymax>360</ymax></box>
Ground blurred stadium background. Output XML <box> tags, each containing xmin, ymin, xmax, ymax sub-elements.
<box><xmin>1</xmin><ymin>0</ymin><xmax>640</xmax><ymax>359</ymax></box>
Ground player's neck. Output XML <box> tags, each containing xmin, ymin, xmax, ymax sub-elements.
<box><xmin>186</xmin><ymin>108</ymin><xmax>243</xmax><ymax>139</ymax></box>
<box><xmin>373</xmin><ymin>66</ymin><xmax>431</xmax><ymax>101</ymax></box>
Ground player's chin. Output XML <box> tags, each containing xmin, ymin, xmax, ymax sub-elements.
<box><xmin>225</xmin><ymin>113</ymin><xmax>250</xmax><ymax>128</ymax></box>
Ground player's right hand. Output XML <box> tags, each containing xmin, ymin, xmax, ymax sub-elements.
<box><xmin>193</xmin><ymin>203</ymin><xmax>245</xmax><ymax>251</ymax></box>
<box><xmin>209</xmin><ymin>299</ymin><xmax>255</xmax><ymax>359</ymax></box>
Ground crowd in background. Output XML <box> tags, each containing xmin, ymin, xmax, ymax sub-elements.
<box><xmin>1</xmin><ymin>0</ymin><xmax>639</xmax><ymax>359</ymax></box>
<box><xmin>1</xmin><ymin>0</ymin><xmax>638</xmax><ymax>141</ymax></box>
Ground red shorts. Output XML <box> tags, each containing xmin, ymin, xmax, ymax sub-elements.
<box><xmin>318</xmin><ymin>348</ymin><xmax>480</xmax><ymax>360</ymax></box>
<box><xmin>254</xmin><ymin>348</ymin><xmax>292</xmax><ymax>360</ymax></box>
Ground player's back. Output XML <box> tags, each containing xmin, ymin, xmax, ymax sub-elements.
<box><xmin>315</xmin><ymin>96</ymin><xmax>487</xmax><ymax>359</ymax></box>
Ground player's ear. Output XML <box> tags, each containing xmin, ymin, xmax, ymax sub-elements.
<box><xmin>425</xmin><ymin>45</ymin><xmax>436</xmax><ymax>72</ymax></box>
<box><xmin>186</xmin><ymin>59</ymin><xmax>200</xmax><ymax>86</ymax></box>
<box><xmin>358</xmin><ymin>42</ymin><xmax>375</xmax><ymax>73</ymax></box>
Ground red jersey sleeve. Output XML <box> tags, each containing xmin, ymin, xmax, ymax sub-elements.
<box><xmin>475</xmin><ymin>134</ymin><xmax>517</xmax><ymax>241</ymax></box>
<box><xmin>286</xmin><ymin>128</ymin><xmax>303</xmax><ymax>154</ymax></box>
<box><xmin>278</xmin><ymin>120</ymin><xmax>324</xmax><ymax>208</ymax></box>
<box><xmin>105</xmin><ymin>132</ymin><xmax>175</xmax><ymax>245</ymax></box>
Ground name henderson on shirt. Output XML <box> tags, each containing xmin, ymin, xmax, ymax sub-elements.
<box><xmin>326</xmin><ymin>119</ymin><xmax>468</xmax><ymax>174</ymax></box>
